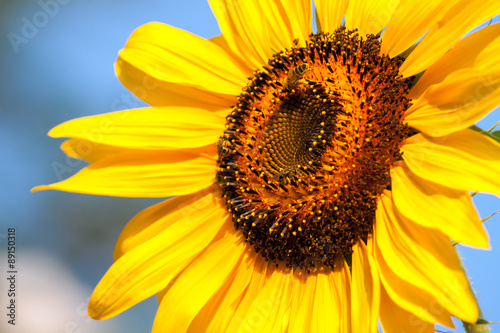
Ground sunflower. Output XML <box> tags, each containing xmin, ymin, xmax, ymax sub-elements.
<box><xmin>35</xmin><ymin>0</ymin><xmax>500</xmax><ymax>332</ymax></box>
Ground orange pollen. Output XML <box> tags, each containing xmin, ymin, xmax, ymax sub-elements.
<box><xmin>216</xmin><ymin>28</ymin><xmax>413</xmax><ymax>270</ymax></box>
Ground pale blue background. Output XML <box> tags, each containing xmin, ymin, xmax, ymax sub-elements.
<box><xmin>0</xmin><ymin>1</ymin><xmax>498</xmax><ymax>332</ymax></box>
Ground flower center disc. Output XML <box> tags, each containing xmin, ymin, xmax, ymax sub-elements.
<box><xmin>217</xmin><ymin>28</ymin><xmax>413</xmax><ymax>270</ymax></box>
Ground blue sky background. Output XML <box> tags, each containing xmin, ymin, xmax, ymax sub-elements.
<box><xmin>0</xmin><ymin>0</ymin><xmax>498</xmax><ymax>332</ymax></box>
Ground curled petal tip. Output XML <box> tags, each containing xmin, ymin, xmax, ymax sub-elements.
<box><xmin>31</xmin><ymin>185</ymin><xmax>50</xmax><ymax>193</ymax></box>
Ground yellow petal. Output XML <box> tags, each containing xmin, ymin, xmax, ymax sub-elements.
<box><xmin>152</xmin><ymin>229</ymin><xmax>246</xmax><ymax>333</ymax></box>
<box><xmin>208</xmin><ymin>0</ymin><xmax>311</xmax><ymax>70</ymax></box>
<box><xmin>210</xmin><ymin>34</ymin><xmax>254</xmax><ymax>75</ymax></box>
<box><xmin>119</xmin><ymin>22</ymin><xmax>247</xmax><ymax>96</ymax></box>
<box><xmin>345</xmin><ymin>0</ymin><xmax>399</xmax><ymax>36</ymax></box>
<box><xmin>406</xmin><ymin>86</ymin><xmax>500</xmax><ymax>137</ymax></box>
<box><xmin>113</xmin><ymin>186</ymin><xmax>218</xmax><ymax>260</ymax></box>
<box><xmin>61</xmin><ymin>137</ymin><xmax>215</xmax><ymax>164</ymax></box>
<box><xmin>87</xmin><ymin>200</ymin><xmax>229</xmax><ymax>320</ymax></box>
<box><xmin>49</xmin><ymin>107</ymin><xmax>224</xmax><ymax>150</ymax></box>
<box><xmin>289</xmin><ymin>267</ymin><xmax>344</xmax><ymax>332</ymax></box>
<box><xmin>400</xmin><ymin>0</ymin><xmax>500</xmax><ymax>77</ymax></box>
<box><xmin>116</xmin><ymin>57</ymin><xmax>235</xmax><ymax>110</ymax></box>
<box><xmin>206</xmin><ymin>257</ymin><xmax>269</xmax><ymax>333</ymax></box>
<box><xmin>375</xmin><ymin>192</ymin><xmax>478</xmax><ymax>323</ymax></box>
<box><xmin>381</xmin><ymin>0</ymin><xmax>461</xmax><ymax>57</ymax></box>
<box><xmin>402</xmin><ymin>130</ymin><xmax>500</xmax><ymax>196</ymax></box>
<box><xmin>314</xmin><ymin>0</ymin><xmax>348</xmax><ymax>33</ymax></box>
<box><xmin>33</xmin><ymin>150</ymin><xmax>215</xmax><ymax>197</ymax></box>
<box><xmin>61</xmin><ymin>138</ymin><xmax>127</xmax><ymax>163</ymax></box>
<box><xmin>224</xmin><ymin>257</ymin><xmax>269</xmax><ymax>332</ymax></box>
<box><xmin>379</xmin><ymin>285</ymin><xmax>435</xmax><ymax>333</ymax></box>
<box><xmin>405</xmin><ymin>24</ymin><xmax>500</xmax><ymax>136</ymax></box>
<box><xmin>214</xmin><ymin>109</ymin><xmax>231</xmax><ymax>118</ymax></box>
<box><xmin>391</xmin><ymin>162</ymin><xmax>489</xmax><ymax>248</ymax></box>
<box><xmin>311</xmin><ymin>268</ymin><xmax>341</xmax><ymax>332</ymax></box>
<box><xmin>236</xmin><ymin>265</ymin><xmax>294</xmax><ymax>333</ymax></box>
<box><xmin>287</xmin><ymin>270</ymin><xmax>312</xmax><ymax>333</ymax></box>
<box><xmin>281</xmin><ymin>0</ymin><xmax>313</xmax><ymax>45</ymax></box>
<box><xmin>374</xmin><ymin>228</ymin><xmax>454</xmax><ymax>325</ymax></box>
<box><xmin>188</xmin><ymin>252</ymin><xmax>259</xmax><ymax>333</ymax></box>
<box><xmin>351</xmin><ymin>238</ymin><xmax>380</xmax><ymax>333</ymax></box>
<box><xmin>209</xmin><ymin>0</ymin><xmax>272</xmax><ymax>69</ymax></box>
<box><xmin>409</xmin><ymin>23</ymin><xmax>500</xmax><ymax>99</ymax></box>
<box><xmin>334</xmin><ymin>256</ymin><xmax>352</xmax><ymax>333</ymax></box>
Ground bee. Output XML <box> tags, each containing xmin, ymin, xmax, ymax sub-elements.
<box><xmin>217</xmin><ymin>138</ymin><xmax>232</xmax><ymax>160</ymax></box>
<box><xmin>283</xmin><ymin>63</ymin><xmax>310</xmax><ymax>92</ymax></box>
<box><xmin>271</xmin><ymin>167</ymin><xmax>297</xmax><ymax>185</ymax></box>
